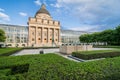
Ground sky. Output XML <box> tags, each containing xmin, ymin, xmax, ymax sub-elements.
<box><xmin>0</xmin><ymin>0</ymin><xmax>120</xmax><ymax>32</ymax></box>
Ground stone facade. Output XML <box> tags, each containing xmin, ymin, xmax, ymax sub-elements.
<box><xmin>60</xmin><ymin>45</ymin><xmax>93</xmax><ymax>54</ymax></box>
<box><xmin>28</xmin><ymin>4</ymin><xmax>61</xmax><ymax>47</ymax></box>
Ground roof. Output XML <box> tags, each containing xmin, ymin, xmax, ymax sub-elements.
<box><xmin>0</xmin><ymin>24</ymin><xmax>27</xmax><ymax>28</ymax></box>
<box><xmin>36</xmin><ymin>4</ymin><xmax>50</xmax><ymax>16</ymax></box>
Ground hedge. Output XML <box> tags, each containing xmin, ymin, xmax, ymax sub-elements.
<box><xmin>11</xmin><ymin>64</ymin><xmax>29</xmax><ymax>75</ymax></box>
<box><xmin>72</xmin><ymin>51</ymin><xmax>120</xmax><ymax>60</ymax></box>
<box><xmin>0</xmin><ymin>48</ymin><xmax>23</xmax><ymax>57</ymax></box>
<box><xmin>0</xmin><ymin>54</ymin><xmax>120</xmax><ymax>80</ymax></box>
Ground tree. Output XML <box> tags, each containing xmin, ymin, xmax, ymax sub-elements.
<box><xmin>100</xmin><ymin>29</ymin><xmax>115</xmax><ymax>45</ymax></box>
<box><xmin>114</xmin><ymin>25</ymin><xmax>120</xmax><ymax>45</ymax></box>
<box><xmin>79</xmin><ymin>25</ymin><xmax>119</xmax><ymax>45</ymax></box>
<box><xmin>0</xmin><ymin>29</ymin><xmax>6</xmax><ymax>42</ymax></box>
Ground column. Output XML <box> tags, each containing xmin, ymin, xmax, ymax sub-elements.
<box><xmin>35</xmin><ymin>27</ymin><xmax>38</xmax><ymax>45</ymax></box>
<box><xmin>42</xmin><ymin>27</ymin><xmax>44</xmax><ymax>43</ymax></box>
<box><xmin>54</xmin><ymin>28</ymin><xmax>55</xmax><ymax>43</ymax></box>
<box><xmin>58</xmin><ymin>29</ymin><xmax>61</xmax><ymax>43</ymax></box>
<box><xmin>48</xmin><ymin>28</ymin><xmax>50</xmax><ymax>43</ymax></box>
<box><xmin>28</xmin><ymin>26</ymin><xmax>31</xmax><ymax>46</ymax></box>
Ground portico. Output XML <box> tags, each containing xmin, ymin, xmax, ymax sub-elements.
<box><xmin>28</xmin><ymin>4</ymin><xmax>61</xmax><ymax>47</ymax></box>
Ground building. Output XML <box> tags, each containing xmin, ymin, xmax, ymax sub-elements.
<box><xmin>0</xmin><ymin>24</ymin><xmax>28</xmax><ymax>47</ymax></box>
<box><xmin>0</xmin><ymin>4</ymin><xmax>88</xmax><ymax>47</ymax></box>
<box><xmin>28</xmin><ymin>4</ymin><xmax>60</xmax><ymax>47</ymax></box>
<box><xmin>0</xmin><ymin>23</ymin><xmax>88</xmax><ymax>47</ymax></box>
<box><xmin>61</xmin><ymin>30</ymin><xmax>88</xmax><ymax>45</ymax></box>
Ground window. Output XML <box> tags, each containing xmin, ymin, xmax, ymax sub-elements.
<box><xmin>38</xmin><ymin>32</ymin><xmax>41</xmax><ymax>36</ymax></box>
<box><xmin>50</xmin><ymin>32</ymin><xmax>52</xmax><ymax>36</ymax></box>
<box><xmin>32</xmin><ymin>32</ymin><xmax>34</xmax><ymax>35</ymax></box>
<box><xmin>38</xmin><ymin>38</ymin><xmax>41</xmax><ymax>40</ymax></box>
<box><xmin>47</xmin><ymin>20</ymin><xmax>49</xmax><ymax>24</ymax></box>
<box><xmin>32</xmin><ymin>38</ymin><xmax>34</xmax><ymax>41</ymax></box>
<box><xmin>44</xmin><ymin>32</ymin><xmax>47</xmax><ymax>36</ymax></box>
<box><xmin>56</xmin><ymin>32</ymin><xmax>58</xmax><ymax>36</ymax></box>
<box><xmin>8</xmin><ymin>44</ymin><xmax>12</xmax><ymax>46</ymax></box>
<box><xmin>22</xmin><ymin>44</ymin><xmax>25</xmax><ymax>47</ymax></box>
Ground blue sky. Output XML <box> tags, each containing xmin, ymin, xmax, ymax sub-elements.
<box><xmin>0</xmin><ymin>0</ymin><xmax>120</xmax><ymax>32</ymax></box>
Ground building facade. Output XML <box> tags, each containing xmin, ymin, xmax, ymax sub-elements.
<box><xmin>61</xmin><ymin>30</ymin><xmax>88</xmax><ymax>45</ymax></box>
<box><xmin>0</xmin><ymin>24</ymin><xmax>28</xmax><ymax>47</ymax></box>
<box><xmin>0</xmin><ymin>23</ymin><xmax>88</xmax><ymax>47</ymax></box>
<box><xmin>28</xmin><ymin>4</ymin><xmax>61</xmax><ymax>47</ymax></box>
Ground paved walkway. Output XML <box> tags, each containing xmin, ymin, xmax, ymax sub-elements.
<box><xmin>13</xmin><ymin>48</ymin><xmax>59</xmax><ymax>56</ymax></box>
<box><xmin>12</xmin><ymin>48</ymin><xmax>81</xmax><ymax>62</ymax></box>
<box><xmin>12</xmin><ymin>48</ymin><xmax>115</xmax><ymax>62</ymax></box>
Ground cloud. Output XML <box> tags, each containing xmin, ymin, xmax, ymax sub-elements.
<box><xmin>0</xmin><ymin>12</ymin><xmax>10</xmax><ymax>21</ymax></box>
<box><xmin>19</xmin><ymin>12</ymin><xmax>27</xmax><ymax>17</ymax></box>
<box><xmin>68</xmin><ymin>24</ymin><xmax>102</xmax><ymax>32</ymax></box>
<box><xmin>50</xmin><ymin>3</ymin><xmax>61</xmax><ymax>8</ymax></box>
<box><xmin>53</xmin><ymin>0</ymin><xmax>120</xmax><ymax>31</ymax></box>
<box><xmin>0</xmin><ymin>8</ymin><xmax>5</xmax><ymax>12</ymax></box>
<box><xmin>34</xmin><ymin>0</ymin><xmax>41</xmax><ymax>6</ymax></box>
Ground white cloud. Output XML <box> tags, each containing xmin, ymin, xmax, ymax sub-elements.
<box><xmin>50</xmin><ymin>3</ymin><xmax>61</xmax><ymax>8</ymax></box>
<box><xmin>68</xmin><ymin>24</ymin><xmax>102</xmax><ymax>32</ymax></box>
<box><xmin>0</xmin><ymin>8</ymin><xmax>5</xmax><ymax>12</ymax></box>
<box><xmin>34</xmin><ymin>0</ymin><xmax>41</xmax><ymax>6</ymax></box>
<box><xmin>55</xmin><ymin>0</ymin><xmax>120</xmax><ymax>18</ymax></box>
<box><xmin>53</xmin><ymin>0</ymin><xmax>120</xmax><ymax>31</ymax></box>
<box><xmin>0</xmin><ymin>12</ymin><xmax>10</xmax><ymax>21</ymax></box>
<box><xmin>19</xmin><ymin>12</ymin><xmax>27</xmax><ymax>17</ymax></box>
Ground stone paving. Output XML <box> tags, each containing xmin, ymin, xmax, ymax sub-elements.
<box><xmin>13</xmin><ymin>48</ymin><xmax>59</xmax><ymax>56</ymax></box>
<box><xmin>12</xmin><ymin>48</ymin><xmax>115</xmax><ymax>62</ymax></box>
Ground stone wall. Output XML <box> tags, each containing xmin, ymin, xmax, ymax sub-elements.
<box><xmin>59</xmin><ymin>45</ymin><xmax>93</xmax><ymax>55</ymax></box>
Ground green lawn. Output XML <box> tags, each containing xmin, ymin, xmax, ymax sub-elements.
<box><xmin>94</xmin><ymin>45</ymin><xmax>120</xmax><ymax>48</ymax></box>
<box><xmin>0</xmin><ymin>48</ymin><xmax>23</xmax><ymax>56</ymax></box>
<box><xmin>0</xmin><ymin>54</ymin><xmax>120</xmax><ymax>80</ymax></box>
<box><xmin>72</xmin><ymin>49</ymin><xmax>120</xmax><ymax>60</ymax></box>
<box><xmin>77</xmin><ymin>49</ymin><xmax>120</xmax><ymax>55</ymax></box>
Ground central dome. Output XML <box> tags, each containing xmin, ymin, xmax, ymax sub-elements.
<box><xmin>36</xmin><ymin>4</ymin><xmax>50</xmax><ymax>16</ymax></box>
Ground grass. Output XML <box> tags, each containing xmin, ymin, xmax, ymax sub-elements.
<box><xmin>0</xmin><ymin>54</ymin><xmax>120</xmax><ymax>80</ymax></box>
<box><xmin>77</xmin><ymin>49</ymin><xmax>120</xmax><ymax>55</ymax></box>
<box><xmin>72</xmin><ymin>49</ymin><xmax>120</xmax><ymax>60</ymax></box>
<box><xmin>0</xmin><ymin>48</ymin><xmax>23</xmax><ymax>56</ymax></box>
<box><xmin>94</xmin><ymin>45</ymin><xmax>120</xmax><ymax>48</ymax></box>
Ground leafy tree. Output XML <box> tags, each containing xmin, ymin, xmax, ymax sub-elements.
<box><xmin>79</xmin><ymin>25</ymin><xmax>120</xmax><ymax>45</ymax></box>
<box><xmin>0</xmin><ymin>29</ymin><xmax>6</xmax><ymax>42</ymax></box>
<box><xmin>114</xmin><ymin>25</ymin><xmax>120</xmax><ymax>45</ymax></box>
<box><xmin>100</xmin><ymin>29</ymin><xmax>115</xmax><ymax>44</ymax></box>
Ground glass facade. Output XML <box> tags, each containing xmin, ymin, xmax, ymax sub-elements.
<box><xmin>0</xmin><ymin>24</ymin><xmax>28</xmax><ymax>47</ymax></box>
<box><xmin>61</xmin><ymin>30</ymin><xmax>88</xmax><ymax>45</ymax></box>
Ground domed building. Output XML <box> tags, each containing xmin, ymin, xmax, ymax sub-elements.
<box><xmin>28</xmin><ymin>4</ymin><xmax>61</xmax><ymax>47</ymax></box>
<box><xmin>0</xmin><ymin>4</ymin><xmax>90</xmax><ymax>47</ymax></box>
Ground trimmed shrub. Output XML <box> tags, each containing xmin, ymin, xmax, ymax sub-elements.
<box><xmin>72</xmin><ymin>51</ymin><xmax>120</xmax><ymax>60</ymax></box>
<box><xmin>0</xmin><ymin>54</ymin><xmax>120</xmax><ymax>80</ymax></box>
<box><xmin>11</xmin><ymin>64</ymin><xmax>29</xmax><ymax>75</ymax></box>
<box><xmin>0</xmin><ymin>48</ymin><xmax>23</xmax><ymax>57</ymax></box>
